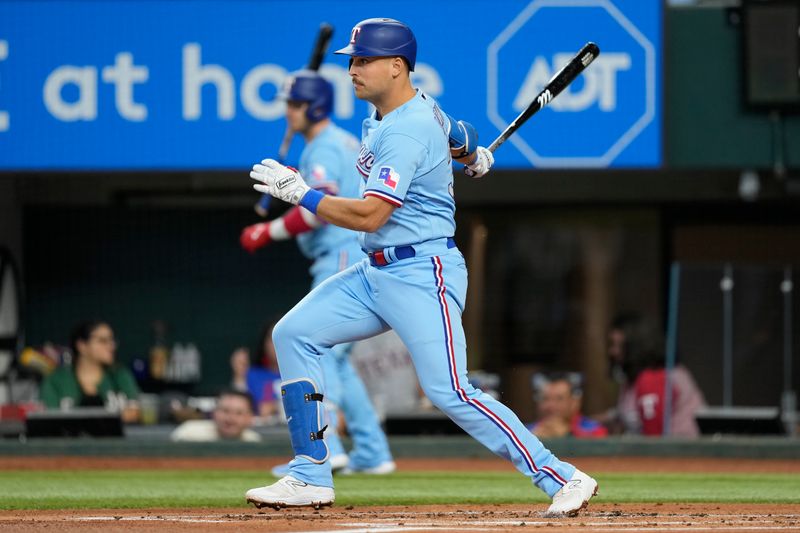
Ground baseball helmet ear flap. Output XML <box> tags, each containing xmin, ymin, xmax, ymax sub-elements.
<box><xmin>334</xmin><ymin>18</ymin><xmax>417</xmax><ymax>71</ymax></box>
<box><xmin>284</xmin><ymin>70</ymin><xmax>334</xmax><ymax>122</ymax></box>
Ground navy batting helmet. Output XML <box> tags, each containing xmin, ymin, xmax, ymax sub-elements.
<box><xmin>334</xmin><ymin>18</ymin><xmax>417</xmax><ymax>71</ymax></box>
<box><xmin>284</xmin><ymin>70</ymin><xmax>333</xmax><ymax>122</ymax></box>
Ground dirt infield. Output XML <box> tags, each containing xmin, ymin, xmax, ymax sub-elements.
<box><xmin>2</xmin><ymin>456</ymin><xmax>799</xmax><ymax>532</ymax></box>
<box><xmin>2</xmin><ymin>503</ymin><xmax>799</xmax><ymax>532</ymax></box>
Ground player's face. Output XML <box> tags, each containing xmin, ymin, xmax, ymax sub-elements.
<box><xmin>348</xmin><ymin>56</ymin><xmax>395</xmax><ymax>101</ymax></box>
<box><xmin>285</xmin><ymin>100</ymin><xmax>311</xmax><ymax>133</ymax></box>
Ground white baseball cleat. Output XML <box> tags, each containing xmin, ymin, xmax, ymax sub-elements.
<box><xmin>339</xmin><ymin>460</ymin><xmax>396</xmax><ymax>476</ymax></box>
<box><xmin>544</xmin><ymin>469</ymin><xmax>598</xmax><ymax>517</ymax></box>
<box><xmin>245</xmin><ymin>476</ymin><xmax>335</xmax><ymax>510</ymax></box>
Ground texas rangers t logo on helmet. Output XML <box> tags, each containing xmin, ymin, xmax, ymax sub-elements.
<box><xmin>377</xmin><ymin>166</ymin><xmax>399</xmax><ymax>191</ymax></box>
<box><xmin>350</xmin><ymin>26</ymin><xmax>361</xmax><ymax>44</ymax></box>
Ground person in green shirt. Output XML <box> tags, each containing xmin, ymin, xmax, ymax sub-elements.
<box><xmin>40</xmin><ymin>320</ymin><xmax>141</xmax><ymax>423</ymax></box>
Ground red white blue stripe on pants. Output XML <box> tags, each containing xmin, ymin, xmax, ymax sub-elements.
<box><xmin>430</xmin><ymin>256</ymin><xmax>567</xmax><ymax>487</ymax></box>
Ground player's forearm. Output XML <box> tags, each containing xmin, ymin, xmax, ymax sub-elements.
<box><xmin>315</xmin><ymin>195</ymin><xmax>392</xmax><ymax>233</ymax></box>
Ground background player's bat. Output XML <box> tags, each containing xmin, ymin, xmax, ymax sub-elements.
<box><xmin>306</xmin><ymin>22</ymin><xmax>334</xmax><ymax>71</ymax></box>
<box><xmin>256</xmin><ymin>23</ymin><xmax>335</xmax><ymax>216</ymax></box>
<box><xmin>487</xmin><ymin>42</ymin><xmax>600</xmax><ymax>154</ymax></box>
<box><xmin>274</xmin><ymin>23</ymin><xmax>333</xmax><ymax>160</ymax></box>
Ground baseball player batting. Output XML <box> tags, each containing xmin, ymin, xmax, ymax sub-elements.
<box><xmin>240</xmin><ymin>70</ymin><xmax>395</xmax><ymax>475</ymax></box>
<box><xmin>245</xmin><ymin>18</ymin><xmax>598</xmax><ymax>517</ymax></box>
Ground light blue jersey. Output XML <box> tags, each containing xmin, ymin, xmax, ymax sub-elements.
<box><xmin>274</xmin><ymin>90</ymin><xmax>575</xmax><ymax>498</ymax></box>
<box><xmin>356</xmin><ymin>91</ymin><xmax>456</xmax><ymax>251</ymax></box>
<box><xmin>297</xmin><ymin>123</ymin><xmax>362</xmax><ymax>262</ymax></box>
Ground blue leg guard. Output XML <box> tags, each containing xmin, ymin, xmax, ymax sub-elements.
<box><xmin>281</xmin><ymin>378</ymin><xmax>329</xmax><ymax>464</ymax></box>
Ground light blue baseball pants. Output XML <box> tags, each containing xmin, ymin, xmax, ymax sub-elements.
<box><xmin>274</xmin><ymin>241</ymin><xmax>575</xmax><ymax>495</ymax></box>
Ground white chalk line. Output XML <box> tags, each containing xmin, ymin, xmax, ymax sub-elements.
<box><xmin>70</xmin><ymin>516</ymin><xmax>233</xmax><ymax>523</ymax></box>
<box><xmin>63</xmin><ymin>512</ymin><xmax>800</xmax><ymax>532</ymax></box>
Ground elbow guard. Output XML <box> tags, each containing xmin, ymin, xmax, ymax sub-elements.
<box><xmin>283</xmin><ymin>205</ymin><xmax>323</xmax><ymax>235</ymax></box>
<box><xmin>447</xmin><ymin>115</ymin><xmax>478</xmax><ymax>159</ymax></box>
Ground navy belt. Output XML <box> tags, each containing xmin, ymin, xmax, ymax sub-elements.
<box><xmin>368</xmin><ymin>237</ymin><xmax>456</xmax><ymax>267</ymax></box>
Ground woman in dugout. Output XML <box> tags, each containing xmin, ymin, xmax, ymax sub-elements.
<box><xmin>40</xmin><ymin>319</ymin><xmax>141</xmax><ymax>423</ymax></box>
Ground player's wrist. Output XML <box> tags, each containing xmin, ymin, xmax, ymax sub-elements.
<box><xmin>298</xmin><ymin>188</ymin><xmax>325</xmax><ymax>214</ymax></box>
<box><xmin>464</xmin><ymin>146</ymin><xmax>494</xmax><ymax>178</ymax></box>
<box><xmin>454</xmin><ymin>152</ymin><xmax>478</xmax><ymax>165</ymax></box>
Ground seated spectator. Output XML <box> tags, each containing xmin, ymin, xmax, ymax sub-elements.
<box><xmin>230</xmin><ymin>347</ymin><xmax>251</xmax><ymax>394</ymax></box>
<box><xmin>39</xmin><ymin>320</ymin><xmax>140</xmax><ymax>423</ymax></box>
<box><xmin>528</xmin><ymin>372</ymin><xmax>608</xmax><ymax>439</ymax></box>
<box><xmin>605</xmin><ymin>312</ymin><xmax>706</xmax><ymax>438</ymax></box>
<box><xmin>634</xmin><ymin>364</ymin><xmax>706</xmax><ymax>437</ymax></box>
<box><xmin>171</xmin><ymin>390</ymin><xmax>261</xmax><ymax>442</ymax></box>
<box><xmin>602</xmin><ymin>312</ymin><xmax>650</xmax><ymax>434</ymax></box>
<box><xmin>230</xmin><ymin>320</ymin><xmax>282</xmax><ymax>420</ymax></box>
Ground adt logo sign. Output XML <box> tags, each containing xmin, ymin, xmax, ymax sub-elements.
<box><xmin>488</xmin><ymin>0</ymin><xmax>660</xmax><ymax>168</ymax></box>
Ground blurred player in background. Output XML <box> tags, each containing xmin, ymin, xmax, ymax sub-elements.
<box><xmin>240</xmin><ymin>70</ymin><xmax>395</xmax><ymax>475</ymax></box>
<box><xmin>244</xmin><ymin>18</ymin><xmax>598</xmax><ymax>517</ymax></box>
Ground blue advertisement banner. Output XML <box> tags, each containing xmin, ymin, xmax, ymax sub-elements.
<box><xmin>0</xmin><ymin>0</ymin><xmax>661</xmax><ymax>170</ymax></box>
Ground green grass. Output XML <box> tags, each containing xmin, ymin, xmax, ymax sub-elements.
<box><xmin>2</xmin><ymin>470</ymin><xmax>799</xmax><ymax>509</ymax></box>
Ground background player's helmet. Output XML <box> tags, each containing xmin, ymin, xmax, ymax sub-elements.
<box><xmin>284</xmin><ymin>70</ymin><xmax>333</xmax><ymax>122</ymax></box>
<box><xmin>334</xmin><ymin>18</ymin><xmax>417</xmax><ymax>71</ymax></box>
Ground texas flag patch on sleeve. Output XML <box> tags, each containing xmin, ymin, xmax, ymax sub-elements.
<box><xmin>377</xmin><ymin>166</ymin><xmax>400</xmax><ymax>191</ymax></box>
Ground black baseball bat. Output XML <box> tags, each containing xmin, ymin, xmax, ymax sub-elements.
<box><xmin>307</xmin><ymin>22</ymin><xmax>334</xmax><ymax>71</ymax></box>
<box><xmin>256</xmin><ymin>23</ymin><xmax>335</xmax><ymax>216</ymax></box>
<box><xmin>487</xmin><ymin>42</ymin><xmax>600</xmax><ymax>153</ymax></box>
<box><xmin>275</xmin><ymin>23</ymin><xmax>333</xmax><ymax>161</ymax></box>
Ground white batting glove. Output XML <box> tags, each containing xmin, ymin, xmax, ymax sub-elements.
<box><xmin>463</xmin><ymin>146</ymin><xmax>494</xmax><ymax>178</ymax></box>
<box><xmin>250</xmin><ymin>159</ymin><xmax>311</xmax><ymax>205</ymax></box>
